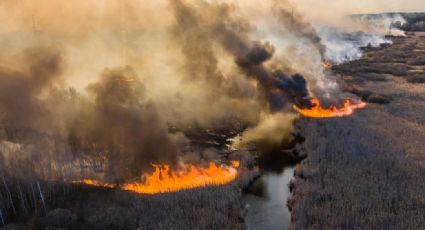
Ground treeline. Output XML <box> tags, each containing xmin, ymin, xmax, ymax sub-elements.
<box><xmin>352</xmin><ymin>12</ymin><xmax>425</xmax><ymax>32</ymax></box>
<box><xmin>398</xmin><ymin>13</ymin><xmax>425</xmax><ymax>31</ymax></box>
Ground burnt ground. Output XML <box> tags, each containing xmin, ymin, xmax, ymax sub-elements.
<box><xmin>290</xmin><ymin>33</ymin><xmax>425</xmax><ymax>229</ymax></box>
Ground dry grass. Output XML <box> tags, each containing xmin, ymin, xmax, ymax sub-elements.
<box><xmin>291</xmin><ymin>34</ymin><xmax>425</xmax><ymax>229</ymax></box>
<box><xmin>0</xmin><ymin>179</ymin><xmax>245</xmax><ymax>230</ymax></box>
<box><xmin>406</xmin><ymin>74</ymin><xmax>425</xmax><ymax>83</ymax></box>
<box><xmin>291</xmin><ymin>116</ymin><xmax>425</xmax><ymax>230</ymax></box>
<box><xmin>0</xmin><ymin>125</ymin><xmax>252</xmax><ymax>229</ymax></box>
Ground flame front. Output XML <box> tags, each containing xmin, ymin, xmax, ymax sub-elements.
<box><xmin>323</xmin><ymin>59</ymin><xmax>333</xmax><ymax>69</ymax></box>
<box><xmin>74</xmin><ymin>161</ymin><xmax>239</xmax><ymax>194</ymax></box>
<box><xmin>122</xmin><ymin>162</ymin><xmax>238</xmax><ymax>194</ymax></box>
<box><xmin>294</xmin><ymin>98</ymin><xmax>366</xmax><ymax>118</ymax></box>
<box><xmin>72</xmin><ymin>179</ymin><xmax>116</xmax><ymax>188</ymax></box>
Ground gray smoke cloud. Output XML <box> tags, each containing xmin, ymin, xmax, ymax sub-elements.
<box><xmin>171</xmin><ymin>0</ymin><xmax>310</xmax><ymax>112</ymax></box>
<box><xmin>0</xmin><ymin>47</ymin><xmax>187</xmax><ymax>181</ymax></box>
<box><xmin>69</xmin><ymin>67</ymin><xmax>187</xmax><ymax>180</ymax></box>
<box><xmin>0</xmin><ymin>0</ymin><xmax>376</xmax><ymax>182</ymax></box>
<box><xmin>272</xmin><ymin>0</ymin><xmax>326</xmax><ymax>58</ymax></box>
<box><xmin>0</xmin><ymin>45</ymin><xmax>63</xmax><ymax>132</ymax></box>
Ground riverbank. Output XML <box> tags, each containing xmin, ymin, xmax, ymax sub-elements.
<box><xmin>289</xmin><ymin>34</ymin><xmax>425</xmax><ymax>229</ymax></box>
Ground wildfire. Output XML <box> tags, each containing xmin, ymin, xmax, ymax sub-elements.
<box><xmin>122</xmin><ymin>162</ymin><xmax>239</xmax><ymax>194</ymax></box>
<box><xmin>323</xmin><ymin>59</ymin><xmax>333</xmax><ymax>69</ymax></box>
<box><xmin>72</xmin><ymin>179</ymin><xmax>116</xmax><ymax>188</ymax></box>
<box><xmin>294</xmin><ymin>98</ymin><xmax>366</xmax><ymax>118</ymax></box>
<box><xmin>73</xmin><ymin>161</ymin><xmax>239</xmax><ymax>194</ymax></box>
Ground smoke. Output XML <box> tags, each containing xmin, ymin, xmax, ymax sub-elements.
<box><xmin>71</xmin><ymin>67</ymin><xmax>187</xmax><ymax>180</ymax></box>
<box><xmin>287</xmin><ymin>0</ymin><xmax>407</xmax><ymax>65</ymax></box>
<box><xmin>272</xmin><ymin>0</ymin><xmax>326</xmax><ymax>58</ymax></box>
<box><xmin>0</xmin><ymin>46</ymin><xmax>186</xmax><ymax>181</ymax></box>
<box><xmin>1</xmin><ymin>0</ymin><xmax>409</xmax><ymax>182</ymax></box>
<box><xmin>0</xmin><ymin>0</ymin><xmax>335</xmax><ymax>182</ymax></box>
<box><xmin>353</xmin><ymin>14</ymin><xmax>407</xmax><ymax>36</ymax></box>
<box><xmin>289</xmin><ymin>0</ymin><xmax>421</xmax><ymax>25</ymax></box>
<box><xmin>231</xmin><ymin>113</ymin><xmax>296</xmax><ymax>151</ymax></box>
<box><xmin>318</xmin><ymin>28</ymin><xmax>392</xmax><ymax>64</ymax></box>
<box><xmin>0</xmin><ymin>45</ymin><xmax>63</xmax><ymax>132</ymax></box>
<box><xmin>172</xmin><ymin>0</ymin><xmax>310</xmax><ymax>111</ymax></box>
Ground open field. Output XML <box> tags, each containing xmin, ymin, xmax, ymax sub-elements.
<box><xmin>290</xmin><ymin>34</ymin><xmax>425</xmax><ymax>229</ymax></box>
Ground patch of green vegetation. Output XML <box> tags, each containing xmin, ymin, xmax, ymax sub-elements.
<box><xmin>363</xmin><ymin>52</ymin><xmax>374</xmax><ymax>59</ymax></box>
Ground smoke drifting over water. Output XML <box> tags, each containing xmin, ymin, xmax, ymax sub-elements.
<box><xmin>0</xmin><ymin>0</ymin><xmax>396</xmax><ymax>181</ymax></box>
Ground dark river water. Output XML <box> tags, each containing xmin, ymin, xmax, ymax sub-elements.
<box><xmin>243</xmin><ymin>150</ymin><xmax>299</xmax><ymax>230</ymax></box>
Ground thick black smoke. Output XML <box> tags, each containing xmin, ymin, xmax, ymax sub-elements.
<box><xmin>0</xmin><ymin>0</ymin><xmax>320</xmax><ymax>184</ymax></box>
<box><xmin>171</xmin><ymin>0</ymin><xmax>309</xmax><ymax>111</ymax></box>
<box><xmin>233</xmin><ymin>42</ymin><xmax>309</xmax><ymax>110</ymax></box>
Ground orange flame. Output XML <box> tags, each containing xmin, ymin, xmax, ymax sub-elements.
<box><xmin>323</xmin><ymin>59</ymin><xmax>333</xmax><ymax>69</ymax></box>
<box><xmin>230</xmin><ymin>160</ymin><xmax>240</xmax><ymax>168</ymax></box>
<box><xmin>294</xmin><ymin>98</ymin><xmax>366</xmax><ymax>118</ymax></box>
<box><xmin>122</xmin><ymin>162</ymin><xmax>238</xmax><ymax>194</ymax></box>
<box><xmin>73</xmin><ymin>161</ymin><xmax>239</xmax><ymax>194</ymax></box>
<box><xmin>72</xmin><ymin>179</ymin><xmax>116</xmax><ymax>188</ymax></box>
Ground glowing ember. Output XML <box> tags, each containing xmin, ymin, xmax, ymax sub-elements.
<box><xmin>294</xmin><ymin>98</ymin><xmax>366</xmax><ymax>118</ymax></box>
<box><xmin>73</xmin><ymin>161</ymin><xmax>239</xmax><ymax>194</ymax></box>
<box><xmin>323</xmin><ymin>59</ymin><xmax>333</xmax><ymax>69</ymax></box>
<box><xmin>72</xmin><ymin>179</ymin><xmax>116</xmax><ymax>188</ymax></box>
<box><xmin>230</xmin><ymin>160</ymin><xmax>240</xmax><ymax>168</ymax></box>
<box><xmin>122</xmin><ymin>162</ymin><xmax>238</xmax><ymax>194</ymax></box>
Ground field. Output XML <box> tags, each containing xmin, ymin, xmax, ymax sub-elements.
<box><xmin>0</xmin><ymin>179</ymin><xmax>247</xmax><ymax>230</ymax></box>
<box><xmin>1</xmin><ymin>15</ymin><xmax>425</xmax><ymax>230</ymax></box>
<box><xmin>0</xmin><ymin>127</ymin><xmax>256</xmax><ymax>229</ymax></box>
<box><xmin>290</xmin><ymin>34</ymin><xmax>425</xmax><ymax>229</ymax></box>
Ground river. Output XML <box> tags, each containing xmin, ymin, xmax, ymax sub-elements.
<box><xmin>243</xmin><ymin>149</ymin><xmax>299</xmax><ymax>230</ymax></box>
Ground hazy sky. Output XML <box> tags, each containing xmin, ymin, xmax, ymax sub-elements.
<box><xmin>292</xmin><ymin>0</ymin><xmax>425</xmax><ymax>14</ymax></box>
<box><xmin>287</xmin><ymin>0</ymin><xmax>424</xmax><ymax>26</ymax></box>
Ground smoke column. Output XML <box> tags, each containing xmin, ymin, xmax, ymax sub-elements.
<box><xmin>0</xmin><ymin>0</ymin><xmax>399</xmax><ymax>181</ymax></box>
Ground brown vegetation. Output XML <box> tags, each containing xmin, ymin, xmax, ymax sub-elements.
<box><xmin>290</xmin><ymin>34</ymin><xmax>425</xmax><ymax>229</ymax></box>
<box><xmin>1</xmin><ymin>181</ymin><xmax>244</xmax><ymax>230</ymax></box>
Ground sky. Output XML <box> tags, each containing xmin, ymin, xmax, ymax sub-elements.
<box><xmin>292</xmin><ymin>0</ymin><xmax>425</xmax><ymax>15</ymax></box>
<box><xmin>286</xmin><ymin>0</ymin><xmax>424</xmax><ymax>27</ymax></box>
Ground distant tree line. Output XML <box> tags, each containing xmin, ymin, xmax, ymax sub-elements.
<box><xmin>398</xmin><ymin>13</ymin><xmax>425</xmax><ymax>31</ymax></box>
<box><xmin>352</xmin><ymin>13</ymin><xmax>425</xmax><ymax>32</ymax></box>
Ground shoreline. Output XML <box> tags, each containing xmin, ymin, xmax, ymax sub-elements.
<box><xmin>288</xmin><ymin>33</ymin><xmax>425</xmax><ymax>229</ymax></box>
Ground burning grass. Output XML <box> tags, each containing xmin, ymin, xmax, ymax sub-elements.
<box><xmin>322</xmin><ymin>59</ymin><xmax>333</xmax><ymax>69</ymax></box>
<box><xmin>290</xmin><ymin>33</ymin><xmax>425</xmax><ymax>229</ymax></box>
<box><xmin>73</xmin><ymin>161</ymin><xmax>240</xmax><ymax>195</ymax></box>
<box><xmin>0</xmin><ymin>160</ymin><xmax>247</xmax><ymax>229</ymax></box>
<box><xmin>121</xmin><ymin>161</ymin><xmax>239</xmax><ymax>195</ymax></box>
<box><xmin>122</xmin><ymin>163</ymin><xmax>237</xmax><ymax>194</ymax></box>
<box><xmin>293</xmin><ymin>98</ymin><xmax>367</xmax><ymax>118</ymax></box>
